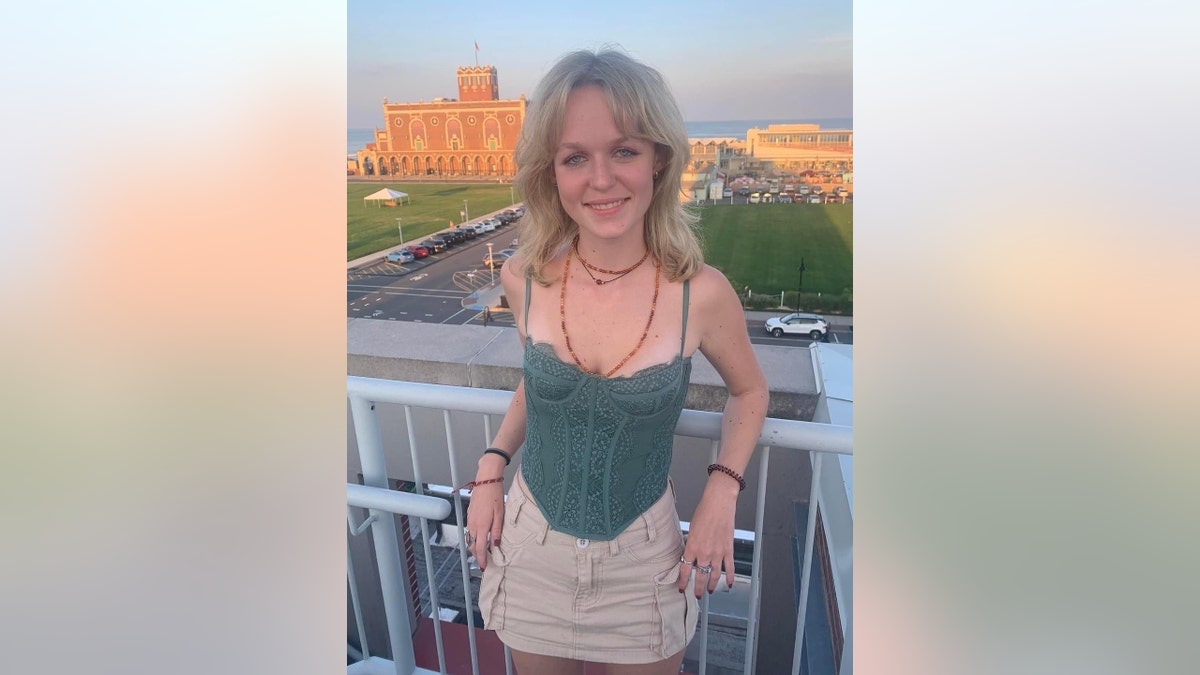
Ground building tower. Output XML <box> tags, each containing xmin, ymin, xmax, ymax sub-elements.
<box><xmin>456</xmin><ymin>66</ymin><xmax>499</xmax><ymax>102</ymax></box>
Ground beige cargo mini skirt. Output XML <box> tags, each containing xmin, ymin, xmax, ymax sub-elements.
<box><xmin>477</xmin><ymin>474</ymin><xmax>699</xmax><ymax>663</ymax></box>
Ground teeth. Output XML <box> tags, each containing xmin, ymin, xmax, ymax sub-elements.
<box><xmin>589</xmin><ymin>199</ymin><xmax>623</xmax><ymax>211</ymax></box>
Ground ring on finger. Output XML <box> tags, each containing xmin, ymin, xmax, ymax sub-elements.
<box><xmin>680</xmin><ymin>556</ymin><xmax>695</xmax><ymax>566</ymax></box>
<box><xmin>696</xmin><ymin>564</ymin><xmax>713</xmax><ymax>574</ymax></box>
<box><xmin>464</xmin><ymin>531</ymin><xmax>474</xmax><ymax>547</ymax></box>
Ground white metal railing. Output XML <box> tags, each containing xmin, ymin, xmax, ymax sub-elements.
<box><xmin>347</xmin><ymin>376</ymin><xmax>852</xmax><ymax>675</ymax></box>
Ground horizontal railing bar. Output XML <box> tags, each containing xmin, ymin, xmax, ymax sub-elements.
<box><xmin>347</xmin><ymin>483</ymin><xmax>452</xmax><ymax>520</ymax></box>
<box><xmin>348</xmin><ymin>377</ymin><xmax>852</xmax><ymax>456</ymax></box>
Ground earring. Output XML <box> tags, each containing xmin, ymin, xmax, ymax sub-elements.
<box><xmin>653</xmin><ymin>171</ymin><xmax>660</xmax><ymax>180</ymax></box>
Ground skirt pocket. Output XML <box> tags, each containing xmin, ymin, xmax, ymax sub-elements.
<box><xmin>651</xmin><ymin>564</ymin><xmax>699</xmax><ymax>658</ymax></box>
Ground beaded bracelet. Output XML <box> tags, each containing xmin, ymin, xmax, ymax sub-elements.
<box><xmin>707</xmin><ymin>463</ymin><xmax>746</xmax><ymax>492</ymax></box>
<box><xmin>457</xmin><ymin>476</ymin><xmax>504</xmax><ymax>493</ymax></box>
<box><xmin>483</xmin><ymin>447</ymin><xmax>512</xmax><ymax>466</ymax></box>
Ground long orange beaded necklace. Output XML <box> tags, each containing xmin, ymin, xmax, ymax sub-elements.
<box><xmin>560</xmin><ymin>244</ymin><xmax>660</xmax><ymax>378</ymax></box>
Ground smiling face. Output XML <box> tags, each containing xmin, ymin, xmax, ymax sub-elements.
<box><xmin>552</xmin><ymin>84</ymin><xmax>661</xmax><ymax>243</ymax></box>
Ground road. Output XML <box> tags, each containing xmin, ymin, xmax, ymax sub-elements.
<box><xmin>348</xmin><ymin>226</ymin><xmax>851</xmax><ymax>346</ymax></box>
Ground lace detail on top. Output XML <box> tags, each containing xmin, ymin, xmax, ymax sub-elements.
<box><xmin>519</xmin><ymin>277</ymin><xmax>691</xmax><ymax>540</ymax></box>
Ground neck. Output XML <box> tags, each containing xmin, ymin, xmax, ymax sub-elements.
<box><xmin>574</xmin><ymin>232</ymin><xmax>648</xmax><ymax>269</ymax></box>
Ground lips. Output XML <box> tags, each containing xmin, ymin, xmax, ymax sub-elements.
<box><xmin>586</xmin><ymin>198</ymin><xmax>628</xmax><ymax>213</ymax></box>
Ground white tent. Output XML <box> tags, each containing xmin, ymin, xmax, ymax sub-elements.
<box><xmin>363</xmin><ymin>188</ymin><xmax>410</xmax><ymax>207</ymax></box>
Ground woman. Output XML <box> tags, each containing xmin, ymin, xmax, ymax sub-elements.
<box><xmin>465</xmin><ymin>48</ymin><xmax>768</xmax><ymax>674</ymax></box>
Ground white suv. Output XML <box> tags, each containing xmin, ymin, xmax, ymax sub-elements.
<box><xmin>763</xmin><ymin>312</ymin><xmax>829</xmax><ymax>340</ymax></box>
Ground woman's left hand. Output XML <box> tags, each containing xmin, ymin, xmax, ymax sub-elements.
<box><xmin>677</xmin><ymin>478</ymin><xmax>739</xmax><ymax>597</ymax></box>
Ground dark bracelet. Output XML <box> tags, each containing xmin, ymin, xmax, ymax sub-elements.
<box><xmin>707</xmin><ymin>463</ymin><xmax>746</xmax><ymax>492</ymax></box>
<box><xmin>483</xmin><ymin>447</ymin><xmax>512</xmax><ymax>466</ymax></box>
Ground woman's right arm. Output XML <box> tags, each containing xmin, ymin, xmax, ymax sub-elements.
<box><xmin>465</xmin><ymin>257</ymin><xmax>529</xmax><ymax>568</ymax></box>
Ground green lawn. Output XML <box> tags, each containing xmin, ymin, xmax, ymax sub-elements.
<box><xmin>348</xmin><ymin>183</ymin><xmax>521</xmax><ymax>260</ymax></box>
<box><xmin>698</xmin><ymin>203</ymin><xmax>852</xmax><ymax>296</ymax></box>
<box><xmin>347</xmin><ymin>185</ymin><xmax>852</xmax><ymax>300</ymax></box>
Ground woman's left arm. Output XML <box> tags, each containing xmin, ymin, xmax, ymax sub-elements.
<box><xmin>678</xmin><ymin>267</ymin><xmax>770</xmax><ymax>598</ymax></box>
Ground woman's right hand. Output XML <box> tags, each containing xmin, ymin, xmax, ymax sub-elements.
<box><xmin>464</xmin><ymin>458</ymin><xmax>508</xmax><ymax>570</ymax></box>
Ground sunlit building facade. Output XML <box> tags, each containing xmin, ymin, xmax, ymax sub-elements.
<box><xmin>355</xmin><ymin>65</ymin><xmax>526</xmax><ymax>178</ymax></box>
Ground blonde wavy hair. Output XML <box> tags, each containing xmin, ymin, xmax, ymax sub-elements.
<box><xmin>514</xmin><ymin>48</ymin><xmax>703</xmax><ymax>286</ymax></box>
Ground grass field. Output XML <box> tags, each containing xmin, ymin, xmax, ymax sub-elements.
<box><xmin>348</xmin><ymin>183</ymin><xmax>521</xmax><ymax>260</ymax></box>
<box><xmin>347</xmin><ymin>185</ymin><xmax>852</xmax><ymax>299</ymax></box>
<box><xmin>697</xmin><ymin>202</ymin><xmax>852</xmax><ymax>297</ymax></box>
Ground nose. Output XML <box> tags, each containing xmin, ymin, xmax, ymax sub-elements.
<box><xmin>589</xmin><ymin>157</ymin><xmax>616</xmax><ymax>190</ymax></box>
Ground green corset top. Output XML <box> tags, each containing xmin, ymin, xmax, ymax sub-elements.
<box><xmin>519</xmin><ymin>276</ymin><xmax>691</xmax><ymax>540</ymax></box>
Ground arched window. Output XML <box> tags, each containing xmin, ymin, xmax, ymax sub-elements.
<box><xmin>410</xmin><ymin>120</ymin><xmax>426</xmax><ymax>152</ymax></box>
<box><xmin>484</xmin><ymin>118</ymin><xmax>500</xmax><ymax>151</ymax></box>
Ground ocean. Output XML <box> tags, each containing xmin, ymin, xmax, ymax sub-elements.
<box><xmin>347</xmin><ymin>118</ymin><xmax>852</xmax><ymax>155</ymax></box>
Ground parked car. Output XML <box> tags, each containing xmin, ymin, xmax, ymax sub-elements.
<box><xmin>478</xmin><ymin>220</ymin><xmax>497</xmax><ymax>232</ymax></box>
<box><xmin>778</xmin><ymin>194</ymin><xmax>793</xmax><ymax>203</ymax></box>
<box><xmin>498</xmin><ymin>248</ymin><xmax>517</xmax><ymax>257</ymax></box>
<box><xmin>420</xmin><ymin>239</ymin><xmax>445</xmax><ymax>254</ymax></box>
<box><xmin>763</xmin><ymin>313</ymin><xmax>829</xmax><ymax>340</ymax></box>
<box><xmin>833</xmin><ymin>186</ymin><xmax>848</xmax><ymax>196</ymax></box>
<box><xmin>723</xmin><ymin>188</ymin><xmax>733</xmax><ymax>198</ymax></box>
<box><xmin>405</xmin><ymin>245</ymin><xmax>430</xmax><ymax>259</ymax></box>
<box><xmin>738</xmin><ymin>187</ymin><xmax>750</xmax><ymax>196</ymax></box>
<box><xmin>482</xmin><ymin>252</ymin><xmax>511</xmax><ymax>268</ymax></box>
<box><xmin>431</xmin><ymin>235</ymin><xmax>454</xmax><ymax>249</ymax></box>
<box><xmin>798</xmin><ymin>185</ymin><xmax>811</xmax><ymax>195</ymax></box>
<box><xmin>455</xmin><ymin>226</ymin><xmax>478</xmax><ymax>239</ymax></box>
<box><xmin>749</xmin><ymin>192</ymin><xmax>761</xmax><ymax>204</ymax></box>
<box><xmin>807</xmin><ymin>194</ymin><xmax>822</xmax><ymax>204</ymax></box>
<box><xmin>810</xmin><ymin>185</ymin><xmax>824</xmax><ymax>195</ymax></box>
<box><xmin>386</xmin><ymin>249</ymin><xmax>414</xmax><ymax>264</ymax></box>
<box><xmin>442</xmin><ymin>231</ymin><xmax>466</xmax><ymax>245</ymax></box>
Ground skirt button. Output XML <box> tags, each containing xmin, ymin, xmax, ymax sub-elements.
<box><xmin>576</xmin><ymin>538</ymin><xmax>589</xmax><ymax>548</ymax></box>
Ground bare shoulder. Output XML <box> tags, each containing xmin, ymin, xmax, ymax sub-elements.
<box><xmin>687</xmin><ymin>264</ymin><xmax>740</xmax><ymax>311</ymax></box>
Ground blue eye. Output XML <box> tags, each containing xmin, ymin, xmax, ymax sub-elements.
<box><xmin>562</xmin><ymin>154</ymin><xmax>584</xmax><ymax>166</ymax></box>
<box><xmin>614</xmin><ymin>147</ymin><xmax>638</xmax><ymax>159</ymax></box>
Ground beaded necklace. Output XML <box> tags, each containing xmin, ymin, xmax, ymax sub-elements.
<box><xmin>559</xmin><ymin>246</ymin><xmax>660</xmax><ymax>378</ymax></box>
<box><xmin>573</xmin><ymin>235</ymin><xmax>650</xmax><ymax>285</ymax></box>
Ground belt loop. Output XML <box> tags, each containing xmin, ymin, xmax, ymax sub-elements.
<box><xmin>644</xmin><ymin>509</ymin><xmax>657</xmax><ymax>543</ymax></box>
<box><xmin>609</xmin><ymin>537</ymin><xmax>620</xmax><ymax>555</ymax></box>
<box><xmin>534</xmin><ymin>518</ymin><xmax>549</xmax><ymax>545</ymax></box>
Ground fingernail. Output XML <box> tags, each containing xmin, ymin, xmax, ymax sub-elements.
<box><xmin>678</xmin><ymin>588</ymin><xmax>683</xmax><ymax>594</ymax></box>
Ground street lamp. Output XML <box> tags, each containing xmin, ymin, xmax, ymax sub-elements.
<box><xmin>510</xmin><ymin>185</ymin><xmax>515</xmax><ymax>205</ymax></box>
<box><xmin>486</xmin><ymin>242</ymin><xmax>495</xmax><ymax>283</ymax></box>
<box><xmin>796</xmin><ymin>258</ymin><xmax>807</xmax><ymax>311</ymax></box>
<box><xmin>463</xmin><ymin>199</ymin><xmax>469</xmax><ymax>222</ymax></box>
<box><xmin>396</xmin><ymin>217</ymin><xmax>403</xmax><ymax>245</ymax></box>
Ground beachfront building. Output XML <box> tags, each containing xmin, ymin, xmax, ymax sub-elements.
<box><xmin>746</xmin><ymin>124</ymin><xmax>853</xmax><ymax>174</ymax></box>
<box><xmin>353</xmin><ymin>65</ymin><xmax>526</xmax><ymax>179</ymax></box>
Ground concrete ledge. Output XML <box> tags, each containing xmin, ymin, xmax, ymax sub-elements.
<box><xmin>348</xmin><ymin>319</ymin><xmax>819</xmax><ymax>420</ymax></box>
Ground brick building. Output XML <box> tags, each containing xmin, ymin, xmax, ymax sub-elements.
<box><xmin>355</xmin><ymin>65</ymin><xmax>526</xmax><ymax>178</ymax></box>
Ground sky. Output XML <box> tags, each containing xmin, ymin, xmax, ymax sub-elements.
<box><xmin>348</xmin><ymin>0</ymin><xmax>852</xmax><ymax>128</ymax></box>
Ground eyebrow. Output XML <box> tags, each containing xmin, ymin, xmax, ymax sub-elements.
<box><xmin>557</xmin><ymin>136</ymin><xmax>636</xmax><ymax>152</ymax></box>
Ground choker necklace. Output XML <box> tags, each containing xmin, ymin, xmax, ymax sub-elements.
<box><xmin>573</xmin><ymin>235</ymin><xmax>649</xmax><ymax>285</ymax></box>
<box><xmin>560</xmin><ymin>246</ymin><xmax>660</xmax><ymax>377</ymax></box>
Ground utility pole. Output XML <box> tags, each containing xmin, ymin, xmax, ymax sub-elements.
<box><xmin>796</xmin><ymin>258</ymin><xmax>807</xmax><ymax>311</ymax></box>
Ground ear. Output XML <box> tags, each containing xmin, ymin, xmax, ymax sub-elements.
<box><xmin>653</xmin><ymin>146</ymin><xmax>669</xmax><ymax>174</ymax></box>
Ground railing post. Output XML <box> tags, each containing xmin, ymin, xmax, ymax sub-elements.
<box><xmin>791</xmin><ymin>452</ymin><xmax>823</xmax><ymax>675</ymax></box>
<box><xmin>349</xmin><ymin>394</ymin><xmax>418</xmax><ymax>675</ymax></box>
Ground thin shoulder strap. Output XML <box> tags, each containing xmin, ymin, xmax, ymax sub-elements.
<box><xmin>680</xmin><ymin>279</ymin><xmax>690</xmax><ymax>357</ymax></box>
<box><xmin>523</xmin><ymin>273</ymin><xmax>533</xmax><ymax>336</ymax></box>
